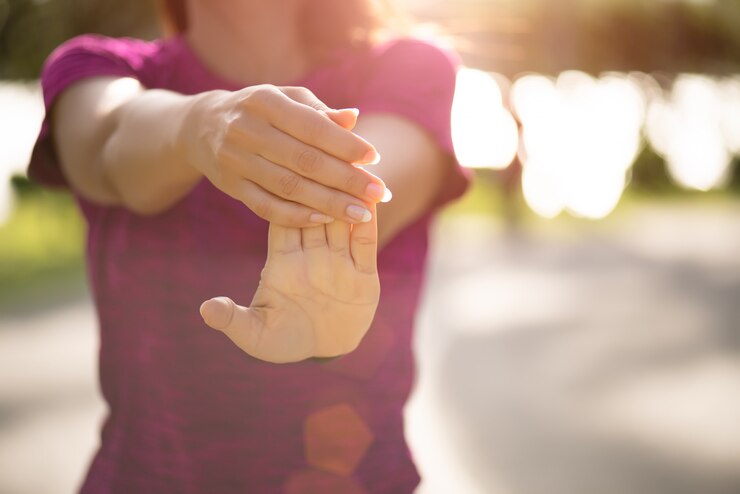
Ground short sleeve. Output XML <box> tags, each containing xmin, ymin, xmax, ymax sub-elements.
<box><xmin>355</xmin><ymin>38</ymin><xmax>471</xmax><ymax>207</ymax></box>
<box><xmin>28</xmin><ymin>35</ymin><xmax>156</xmax><ymax>188</ymax></box>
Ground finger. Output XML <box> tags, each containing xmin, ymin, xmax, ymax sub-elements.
<box><xmin>326</xmin><ymin>108</ymin><xmax>359</xmax><ymax>130</ymax></box>
<box><xmin>301</xmin><ymin>224</ymin><xmax>328</xmax><ymax>251</ymax></box>
<box><xmin>200</xmin><ymin>296</ymin><xmax>240</xmax><ymax>331</ymax></box>
<box><xmin>326</xmin><ymin>220</ymin><xmax>351</xmax><ymax>257</ymax></box>
<box><xmin>246</xmin><ymin>127</ymin><xmax>390</xmax><ymax>204</ymax></box>
<box><xmin>200</xmin><ymin>297</ymin><xmax>309</xmax><ymax>363</ymax></box>
<box><xmin>301</xmin><ymin>225</ymin><xmax>330</xmax><ymax>276</ymax></box>
<box><xmin>268</xmin><ymin>221</ymin><xmax>302</xmax><ymax>256</ymax></box>
<box><xmin>200</xmin><ymin>297</ymin><xmax>262</xmax><ymax>354</ymax></box>
<box><xmin>236</xmin><ymin>179</ymin><xmax>333</xmax><ymax>228</ymax></box>
<box><xmin>223</xmin><ymin>150</ymin><xmax>374</xmax><ymax>224</ymax></box>
<box><xmin>350</xmin><ymin>202</ymin><xmax>378</xmax><ymax>275</ymax></box>
<box><xmin>272</xmin><ymin>87</ymin><xmax>380</xmax><ymax>165</ymax></box>
<box><xmin>219</xmin><ymin>145</ymin><xmax>336</xmax><ymax>225</ymax></box>
<box><xmin>281</xmin><ymin>88</ymin><xmax>359</xmax><ymax>130</ymax></box>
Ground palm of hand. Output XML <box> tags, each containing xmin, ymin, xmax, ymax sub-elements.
<box><xmin>200</xmin><ymin>208</ymin><xmax>379</xmax><ymax>363</ymax></box>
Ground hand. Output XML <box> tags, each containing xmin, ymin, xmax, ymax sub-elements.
<box><xmin>180</xmin><ymin>85</ymin><xmax>390</xmax><ymax>226</ymax></box>
<box><xmin>199</xmin><ymin>204</ymin><xmax>380</xmax><ymax>363</ymax></box>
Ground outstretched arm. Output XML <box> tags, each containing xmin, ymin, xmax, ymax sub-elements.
<box><xmin>51</xmin><ymin>78</ymin><xmax>388</xmax><ymax>225</ymax></box>
<box><xmin>199</xmin><ymin>204</ymin><xmax>380</xmax><ymax>364</ymax></box>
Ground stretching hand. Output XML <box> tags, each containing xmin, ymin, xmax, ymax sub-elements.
<box><xmin>180</xmin><ymin>85</ymin><xmax>390</xmax><ymax>227</ymax></box>
<box><xmin>199</xmin><ymin>204</ymin><xmax>380</xmax><ymax>363</ymax></box>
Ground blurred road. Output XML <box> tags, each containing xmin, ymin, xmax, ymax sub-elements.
<box><xmin>2</xmin><ymin>200</ymin><xmax>740</xmax><ymax>494</ymax></box>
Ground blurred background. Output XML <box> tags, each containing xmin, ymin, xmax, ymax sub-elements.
<box><xmin>1</xmin><ymin>0</ymin><xmax>739</xmax><ymax>493</ymax></box>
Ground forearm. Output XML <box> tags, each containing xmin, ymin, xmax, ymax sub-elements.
<box><xmin>54</xmin><ymin>78</ymin><xmax>386</xmax><ymax>223</ymax></box>
<box><xmin>101</xmin><ymin>89</ymin><xmax>203</xmax><ymax>214</ymax></box>
<box><xmin>53</xmin><ymin>77</ymin><xmax>203</xmax><ymax>214</ymax></box>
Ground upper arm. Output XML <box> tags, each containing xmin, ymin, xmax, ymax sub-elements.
<box><xmin>51</xmin><ymin>76</ymin><xmax>143</xmax><ymax>205</ymax></box>
<box><xmin>28</xmin><ymin>34</ymin><xmax>156</xmax><ymax>193</ymax></box>
<box><xmin>353</xmin><ymin>114</ymin><xmax>448</xmax><ymax>247</ymax></box>
<box><xmin>351</xmin><ymin>39</ymin><xmax>470</xmax><ymax>246</ymax></box>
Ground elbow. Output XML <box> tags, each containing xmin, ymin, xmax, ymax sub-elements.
<box><xmin>100</xmin><ymin>135</ymin><xmax>175</xmax><ymax>216</ymax></box>
<box><xmin>118</xmin><ymin>188</ymin><xmax>174</xmax><ymax>216</ymax></box>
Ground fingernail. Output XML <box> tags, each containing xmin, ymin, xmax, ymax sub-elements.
<box><xmin>365</xmin><ymin>184</ymin><xmax>392</xmax><ymax>203</ymax></box>
<box><xmin>330</xmin><ymin>108</ymin><xmax>359</xmax><ymax>118</ymax></box>
<box><xmin>346</xmin><ymin>204</ymin><xmax>372</xmax><ymax>223</ymax></box>
<box><xmin>309</xmin><ymin>213</ymin><xmax>334</xmax><ymax>224</ymax></box>
<box><xmin>381</xmin><ymin>187</ymin><xmax>393</xmax><ymax>203</ymax></box>
<box><xmin>362</xmin><ymin>149</ymin><xmax>381</xmax><ymax>165</ymax></box>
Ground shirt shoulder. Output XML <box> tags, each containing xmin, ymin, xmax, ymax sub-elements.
<box><xmin>350</xmin><ymin>37</ymin><xmax>469</xmax><ymax>209</ymax></box>
<box><xmin>41</xmin><ymin>35</ymin><xmax>164</xmax><ymax>95</ymax></box>
<box><xmin>369</xmin><ymin>37</ymin><xmax>460</xmax><ymax>77</ymax></box>
<box><xmin>29</xmin><ymin>35</ymin><xmax>166</xmax><ymax>188</ymax></box>
<box><xmin>353</xmin><ymin>37</ymin><xmax>461</xmax><ymax>152</ymax></box>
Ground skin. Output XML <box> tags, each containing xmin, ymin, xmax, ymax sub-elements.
<box><xmin>51</xmin><ymin>0</ymin><xmax>448</xmax><ymax>362</ymax></box>
<box><xmin>201</xmin><ymin>204</ymin><xmax>380</xmax><ymax>363</ymax></box>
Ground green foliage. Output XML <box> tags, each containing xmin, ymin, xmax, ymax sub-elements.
<box><xmin>0</xmin><ymin>0</ymin><xmax>158</xmax><ymax>78</ymax></box>
<box><xmin>0</xmin><ymin>176</ymin><xmax>84</xmax><ymax>307</ymax></box>
<box><xmin>434</xmin><ymin>0</ymin><xmax>740</xmax><ymax>77</ymax></box>
<box><xmin>2</xmin><ymin>0</ymin><xmax>740</xmax><ymax>78</ymax></box>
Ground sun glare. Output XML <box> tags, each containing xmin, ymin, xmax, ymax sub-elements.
<box><xmin>451</xmin><ymin>68</ymin><xmax>519</xmax><ymax>170</ymax></box>
<box><xmin>511</xmin><ymin>71</ymin><xmax>646</xmax><ymax>219</ymax></box>
<box><xmin>0</xmin><ymin>82</ymin><xmax>45</xmax><ymax>224</ymax></box>
<box><xmin>646</xmin><ymin>75</ymin><xmax>734</xmax><ymax>191</ymax></box>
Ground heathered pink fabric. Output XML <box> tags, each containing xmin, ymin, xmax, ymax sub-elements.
<box><xmin>29</xmin><ymin>34</ymin><xmax>469</xmax><ymax>493</ymax></box>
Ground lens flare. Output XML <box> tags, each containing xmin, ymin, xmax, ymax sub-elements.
<box><xmin>646</xmin><ymin>75</ymin><xmax>732</xmax><ymax>191</ymax></box>
<box><xmin>512</xmin><ymin>71</ymin><xmax>645</xmax><ymax>219</ymax></box>
<box><xmin>719</xmin><ymin>76</ymin><xmax>740</xmax><ymax>155</ymax></box>
<box><xmin>452</xmin><ymin>68</ymin><xmax>519</xmax><ymax>169</ymax></box>
<box><xmin>0</xmin><ymin>82</ymin><xmax>44</xmax><ymax>224</ymax></box>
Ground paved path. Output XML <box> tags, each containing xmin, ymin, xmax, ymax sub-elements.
<box><xmin>2</xmin><ymin>201</ymin><xmax>739</xmax><ymax>494</ymax></box>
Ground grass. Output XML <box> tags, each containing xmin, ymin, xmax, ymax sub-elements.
<box><xmin>0</xmin><ymin>177</ymin><xmax>85</xmax><ymax>311</ymax></box>
<box><xmin>442</xmin><ymin>166</ymin><xmax>740</xmax><ymax>228</ymax></box>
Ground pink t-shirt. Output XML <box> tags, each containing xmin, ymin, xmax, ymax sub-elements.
<box><xmin>30</xmin><ymin>34</ymin><xmax>468</xmax><ymax>493</ymax></box>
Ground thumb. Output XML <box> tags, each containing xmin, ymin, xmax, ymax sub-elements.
<box><xmin>200</xmin><ymin>296</ymin><xmax>238</xmax><ymax>331</ymax></box>
<box><xmin>200</xmin><ymin>296</ymin><xmax>309</xmax><ymax>363</ymax></box>
<box><xmin>326</xmin><ymin>108</ymin><xmax>359</xmax><ymax>130</ymax></box>
<box><xmin>200</xmin><ymin>296</ymin><xmax>267</xmax><ymax>358</ymax></box>
<box><xmin>280</xmin><ymin>86</ymin><xmax>357</xmax><ymax>129</ymax></box>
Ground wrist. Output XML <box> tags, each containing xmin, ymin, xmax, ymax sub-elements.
<box><xmin>175</xmin><ymin>90</ymin><xmax>228</xmax><ymax>177</ymax></box>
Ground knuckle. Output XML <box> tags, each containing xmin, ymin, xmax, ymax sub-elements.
<box><xmin>296</xmin><ymin>86</ymin><xmax>313</xmax><ymax>98</ymax></box>
<box><xmin>354</xmin><ymin>235</ymin><xmax>375</xmax><ymax>247</ymax></box>
<box><xmin>311</xmin><ymin>101</ymin><xmax>326</xmax><ymax>112</ymax></box>
<box><xmin>355</xmin><ymin>261</ymin><xmax>377</xmax><ymax>275</ymax></box>
<box><xmin>252</xmin><ymin>196</ymin><xmax>273</xmax><ymax>220</ymax></box>
<box><xmin>343</xmin><ymin>172</ymin><xmax>363</xmax><ymax>194</ymax></box>
<box><xmin>277</xmin><ymin>173</ymin><xmax>302</xmax><ymax>198</ymax></box>
<box><xmin>295</xmin><ymin>86</ymin><xmax>320</xmax><ymax>105</ymax></box>
<box><xmin>243</xmin><ymin>84</ymin><xmax>277</xmax><ymax>109</ymax></box>
<box><xmin>324</xmin><ymin>195</ymin><xmax>342</xmax><ymax>216</ymax></box>
<box><xmin>329</xmin><ymin>244</ymin><xmax>347</xmax><ymax>256</ymax></box>
<box><xmin>295</xmin><ymin>148</ymin><xmax>321</xmax><ymax>174</ymax></box>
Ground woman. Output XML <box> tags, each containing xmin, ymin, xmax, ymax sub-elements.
<box><xmin>29</xmin><ymin>0</ymin><xmax>468</xmax><ymax>491</ymax></box>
